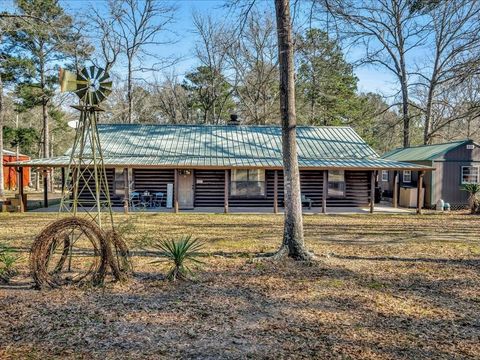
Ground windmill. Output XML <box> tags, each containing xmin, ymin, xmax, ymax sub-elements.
<box><xmin>30</xmin><ymin>66</ymin><xmax>130</xmax><ymax>289</ymax></box>
<box><xmin>59</xmin><ymin>66</ymin><xmax>114</xmax><ymax>225</ymax></box>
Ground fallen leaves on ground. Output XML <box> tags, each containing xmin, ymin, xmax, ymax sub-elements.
<box><xmin>0</xmin><ymin>212</ymin><xmax>479</xmax><ymax>359</ymax></box>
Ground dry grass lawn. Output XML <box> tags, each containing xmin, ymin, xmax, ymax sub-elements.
<box><xmin>0</xmin><ymin>212</ymin><xmax>479</xmax><ymax>359</ymax></box>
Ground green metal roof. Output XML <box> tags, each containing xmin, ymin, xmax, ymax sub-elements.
<box><xmin>10</xmin><ymin>124</ymin><xmax>432</xmax><ymax>170</ymax></box>
<box><xmin>382</xmin><ymin>140</ymin><xmax>471</xmax><ymax>161</ymax></box>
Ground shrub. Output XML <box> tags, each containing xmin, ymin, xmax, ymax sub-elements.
<box><xmin>0</xmin><ymin>244</ymin><xmax>18</xmax><ymax>283</ymax></box>
<box><xmin>152</xmin><ymin>235</ymin><xmax>204</xmax><ymax>281</ymax></box>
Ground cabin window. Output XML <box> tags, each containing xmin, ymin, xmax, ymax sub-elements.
<box><xmin>230</xmin><ymin>169</ymin><xmax>266</xmax><ymax>197</ymax></box>
<box><xmin>403</xmin><ymin>170</ymin><xmax>411</xmax><ymax>183</ymax></box>
<box><xmin>381</xmin><ymin>170</ymin><xmax>389</xmax><ymax>182</ymax></box>
<box><xmin>461</xmin><ymin>166</ymin><xmax>479</xmax><ymax>184</ymax></box>
<box><xmin>328</xmin><ymin>170</ymin><xmax>345</xmax><ymax>197</ymax></box>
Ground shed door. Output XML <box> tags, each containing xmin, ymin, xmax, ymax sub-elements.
<box><xmin>178</xmin><ymin>171</ymin><xmax>194</xmax><ymax>209</ymax></box>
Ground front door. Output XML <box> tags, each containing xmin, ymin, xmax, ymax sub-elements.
<box><xmin>178</xmin><ymin>170</ymin><xmax>194</xmax><ymax>209</ymax></box>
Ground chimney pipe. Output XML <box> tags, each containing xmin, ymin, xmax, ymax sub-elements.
<box><xmin>228</xmin><ymin>114</ymin><xmax>239</xmax><ymax>125</ymax></box>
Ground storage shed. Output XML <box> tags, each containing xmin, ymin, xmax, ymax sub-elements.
<box><xmin>382</xmin><ymin>140</ymin><xmax>480</xmax><ymax>209</ymax></box>
<box><xmin>2</xmin><ymin>149</ymin><xmax>30</xmax><ymax>190</ymax></box>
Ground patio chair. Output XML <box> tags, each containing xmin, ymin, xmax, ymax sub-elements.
<box><xmin>129</xmin><ymin>191</ymin><xmax>141</xmax><ymax>209</ymax></box>
<box><xmin>301</xmin><ymin>194</ymin><xmax>313</xmax><ymax>209</ymax></box>
<box><xmin>152</xmin><ymin>192</ymin><xmax>164</xmax><ymax>208</ymax></box>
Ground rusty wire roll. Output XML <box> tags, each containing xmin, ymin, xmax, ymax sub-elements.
<box><xmin>105</xmin><ymin>229</ymin><xmax>133</xmax><ymax>282</ymax></box>
<box><xmin>30</xmin><ymin>217</ymin><xmax>110</xmax><ymax>288</ymax></box>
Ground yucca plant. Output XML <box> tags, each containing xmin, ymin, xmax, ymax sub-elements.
<box><xmin>152</xmin><ymin>235</ymin><xmax>204</xmax><ymax>281</ymax></box>
<box><xmin>0</xmin><ymin>244</ymin><xmax>18</xmax><ymax>283</ymax></box>
<box><xmin>461</xmin><ymin>183</ymin><xmax>480</xmax><ymax>214</ymax></box>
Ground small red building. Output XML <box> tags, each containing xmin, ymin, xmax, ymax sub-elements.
<box><xmin>2</xmin><ymin>149</ymin><xmax>30</xmax><ymax>190</ymax></box>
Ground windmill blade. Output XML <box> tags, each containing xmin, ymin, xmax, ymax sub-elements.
<box><xmin>90</xmin><ymin>91</ymin><xmax>99</xmax><ymax>105</ymax></box>
<box><xmin>75</xmin><ymin>87</ymin><xmax>88</xmax><ymax>100</ymax></box>
<box><xmin>99</xmin><ymin>86</ymin><xmax>112</xmax><ymax>96</ymax></box>
<box><xmin>89</xmin><ymin>66</ymin><xmax>97</xmax><ymax>79</ymax></box>
<box><xmin>99</xmin><ymin>81</ymin><xmax>112</xmax><ymax>90</ymax></box>
<box><xmin>77</xmin><ymin>71</ymin><xmax>88</xmax><ymax>82</ymax></box>
<box><xmin>81</xmin><ymin>67</ymin><xmax>90</xmax><ymax>80</ymax></box>
<box><xmin>94</xmin><ymin>67</ymin><xmax>105</xmax><ymax>80</ymax></box>
<box><xmin>97</xmin><ymin>73</ymin><xmax>110</xmax><ymax>83</ymax></box>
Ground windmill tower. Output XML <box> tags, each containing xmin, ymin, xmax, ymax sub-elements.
<box><xmin>30</xmin><ymin>66</ymin><xmax>130</xmax><ymax>289</ymax></box>
<box><xmin>59</xmin><ymin>66</ymin><xmax>114</xmax><ymax>226</ymax></box>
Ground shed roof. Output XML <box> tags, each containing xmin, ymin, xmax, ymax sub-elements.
<box><xmin>2</xmin><ymin>148</ymin><xmax>28</xmax><ymax>157</ymax></box>
<box><xmin>382</xmin><ymin>140</ymin><xmax>471</xmax><ymax>162</ymax></box>
<box><xmin>10</xmin><ymin>124</ymin><xmax>432</xmax><ymax>170</ymax></box>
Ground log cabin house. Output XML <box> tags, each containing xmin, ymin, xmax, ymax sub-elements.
<box><xmin>10</xmin><ymin>123</ymin><xmax>432</xmax><ymax>213</ymax></box>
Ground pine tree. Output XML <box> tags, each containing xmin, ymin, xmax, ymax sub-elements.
<box><xmin>296</xmin><ymin>29</ymin><xmax>359</xmax><ymax>126</ymax></box>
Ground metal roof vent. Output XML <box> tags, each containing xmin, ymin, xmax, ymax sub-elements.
<box><xmin>228</xmin><ymin>114</ymin><xmax>240</xmax><ymax>126</ymax></box>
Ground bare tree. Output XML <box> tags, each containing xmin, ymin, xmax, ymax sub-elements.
<box><xmin>417</xmin><ymin>76</ymin><xmax>480</xmax><ymax>142</ymax></box>
<box><xmin>110</xmin><ymin>0</ymin><xmax>177</xmax><ymax>123</ymax></box>
<box><xmin>321</xmin><ymin>0</ymin><xmax>429</xmax><ymax>147</ymax></box>
<box><xmin>190</xmin><ymin>13</ymin><xmax>234</xmax><ymax>124</ymax></box>
<box><xmin>90</xmin><ymin>9</ymin><xmax>122</xmax><ymax>73</ymax></box>
<box><xmin>153</xmin><ymin>73</ymin><xmax>191</xmax><ymax>123</ymax></box>
<box><xmin>413</xmin><ymin>0</ymin><xmax>480</xmax><ymax>144</ymax></box>
<box><xmin>226</xmin><ymin>10</ymin><xmax>279</xmax><ymax>124</ymax></box>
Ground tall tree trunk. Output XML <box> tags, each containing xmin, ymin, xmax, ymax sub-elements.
<box><xmin>0</xmin><ymin>74</ymin><xmax>5</xmax><ymax>197</ymax></box>
<box><xmin>127</xmin><ymin>56</ymin><xmax>133</xmax><ymax>124</ymax></box>
<box><xmin>395</xmin><ymin>4</ymin><xmax>410</xmax><ymax>148</ymax></box>
<box><xmin>39</xmin><ymin>56</ymin><xmax>50</xmax><ymax>191</ymax></box>
<box><xmin>424</xmin><ymin>55</ymin><xmax>440</xmax><ymax>145</ymax></box>
<box><xmin>400</xmin><ymin>79</ymin><xmax>409</xmax><ymax>147</ymax></box>
<box><xmin>275</xmin><ymin>0</ymin><xmax>311</xmax><ymax>260</ymax></box>
<box><xmin>423</xmin><ymin>86</ymin><xmax>434</xmax><ymax>145</ymax></box>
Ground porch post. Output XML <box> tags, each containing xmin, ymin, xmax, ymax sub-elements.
<box><xmin>370</xmin><ymin>170</ymin><xmax>375</xmax><ymax>214</ymax></box>
<box><xmin>224</xmin><ymin>170</ymin><xmax>229</xmax><ymax>213</ymax></box>
<box><xmin>43</xmin><ymin>168</ymin><xmax>48</xmax><ymax>208</ymax></box>
<box><xmin>273</xmin><ymin>170</ymin><xmax>278</xmax><ymax>214</ymax></box>
<box><xmin>393</xmin><ymin>171</ymin><xmax>398</xmax><ymax>208</ymax></box>
<box><xmin>174</xmin><ymin>169</ymin><xmax>179</xmax><ymax>213</ymax></box>
<box><xmin>124</xmin><ymin>168</ymin><xmax>129</xmax><ymax>214</ymax></box>
<box><xmin>322</xmin><ymin>170</ymin><xmax>328</xmax><ymax>214</ymax></box>
<box><xmin>417</xmin><ymin>171</ymin><xmax>424</xmax><ymax>214</ymax></box>
<box><xmin>61</xmin><ymin>167</ymin><xmax>66</xmax><ymax>194</ymax></box>
<box><xmin>18</xmin><ymin>167</ymin><xmax>25</xmax><ymax>212</ymax></box>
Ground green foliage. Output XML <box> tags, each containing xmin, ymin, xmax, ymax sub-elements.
<box><xmin>4</xmin><ymin>0</ymin><xmax>86</xmax><ymax>110</ymax></box>
<box><xmin>461</xmin><ymin>183</ymin><xmax>480</xmax><ymax>214</ymax></box>
<box><xmin>296</xmin><ymin>29</ymin><xmax>359</xmax><ymax>126</ymax></box>
<box><xmin>2</xmin><ymin>126</ymin><xmax>39</xmax><ymax>156</ymax></box>
<box><xmin>152</xmin><ymin>235</ymin><xmax>204</xmax><ymax>281</ymax></box>
<box><xmin>461</xmin><ymin>183</ymin><xmax>480</xmax><ymax>195</ymax></box>
<box><xmin>0</xmin><ymin>243</ymin><xmax>18</xmax><ymax>283</ymax></box>
<box><xmin>0</xmin><ymin>54</ymin><xmax>35</xmax><ymax>84</ymax></box>
<box><xmin>183</xmin><ymin>66</ymin><xmax>235</xmax><ymax>124</ymax></box>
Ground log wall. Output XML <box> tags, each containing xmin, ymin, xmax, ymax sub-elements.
<box><xmin>77</xmin><ymin>168</ymin><xmax>117</xmax><ymax>204</ymax></box>
<box><xmin>132</xmin><ymin>169</ymin><xmax>175</xmax><ymax>193</ymax></box>
<box><xmin>84</xmin><ymin>168</ymin><xmax>371</xmax><ymax>208</ymax></box>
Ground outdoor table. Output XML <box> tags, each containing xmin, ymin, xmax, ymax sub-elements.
<box><xmin>141</xmin><ymin>192</ymin><xmax>153</xmax><ymax>207</ymax></box>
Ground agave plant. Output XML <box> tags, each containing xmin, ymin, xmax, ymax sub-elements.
<box><xmin>152</xmin><ymin>235</ymin><xmax>204</xmax><ymax>281</ymax></box>
<box><xmin>461</xmin><ymin>183</ymin><xmax>480</xmax><ymax>214</ymax></box>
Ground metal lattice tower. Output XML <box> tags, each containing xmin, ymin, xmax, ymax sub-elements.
<box><xmin>59</xmin><ymin>66</ymin><xmax>114</xmax><ymax>227</ymax></box>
